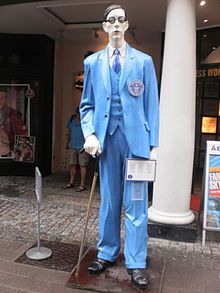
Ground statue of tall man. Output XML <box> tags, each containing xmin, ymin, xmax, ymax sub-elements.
<box><xmin>80</xmin><ymin>4</ymin><xmax>159</xmax><ymax>290</ymax></box>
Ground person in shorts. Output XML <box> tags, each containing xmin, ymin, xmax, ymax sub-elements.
<box><xmin>64</xmin><ymin>106</ymin><xmax>89</xmax><ymax>192</ymax></box>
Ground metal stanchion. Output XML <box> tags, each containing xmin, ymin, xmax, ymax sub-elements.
<box><xmin>26</xmin><ymin>167</ymin><xmax>52</xmax><ymax>260</ymax></box>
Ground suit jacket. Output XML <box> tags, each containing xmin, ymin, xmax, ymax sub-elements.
<box><xmin>80</xmin><ymin>44</ymin><xmax>159</xmax><ymax>159</ymax></box>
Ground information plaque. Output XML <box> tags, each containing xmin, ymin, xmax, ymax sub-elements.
<box><xmin>126</xmin><ymin>159</ymin><xmax>156</xmax><ymax>182</ymax></box>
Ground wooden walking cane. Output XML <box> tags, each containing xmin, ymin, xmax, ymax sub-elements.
<box><xmin>75</xmin><ymin>154</ymin><xmax>99</xmax><ymax>278</ymax></box>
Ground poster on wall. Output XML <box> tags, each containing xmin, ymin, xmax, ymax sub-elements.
<box><xmin>14</xmin><ymin>135</ymin><xmax>36</xmax><ymax>163</ymax></box>
<box><xmin>0</xmin><ymin>84</ymin><xmax>30</xmax><ymax>159</ymax></box>
<box><xmin>202</xmin><ymin>141</ymin><xmax>220</xmax><ymax>245</ymax></box>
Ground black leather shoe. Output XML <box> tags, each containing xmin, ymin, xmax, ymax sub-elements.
<box><xmin>127</xmin><ymin>268</ymin><xmax>150</xmax><ymax>290</ymax></box>
<box><xmin>88</xmin><ymin>258</ymin><xmax>116</xmax><ymax>274</ymax></box>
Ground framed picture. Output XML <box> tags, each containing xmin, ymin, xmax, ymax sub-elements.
<box><xmin>0</xmin><ymin>84</ymin><xmax>30</xmax><ymax>159</ymax></box>
<box><xmin>14</xmin><ymin>135</ymin><xmax>36</xmax><ymax>163</ymax></box>
<box><xmin>204</xmin><ymin>81</ymin><xmax>219</xmax><ymax>98</ymax></box>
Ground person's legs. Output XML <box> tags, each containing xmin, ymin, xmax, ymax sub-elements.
<box><xmin>76</xmin><ymin>151</ymin><xmax>90</xmax><ymax>191</ymax></box>
<box><xmin>97</xmin><ymin>129</ymin><xmax>125</xmax><ymax>262</ymax></box>
<box><xmin>123</xmin><ymin>179</ymin><xmax>148</xmax><ymax>269</ymax></box>
<box><xmin>64</xmin><ymin>148</ymin><xmax>77</xmax><ymax>188</ymax></box>
<box><xmin>88</xmin><ymin>129</ymin><xmax>149</xmax><ymax>288</ymax></box>
<box><xmin>64</xmin><ymin>164</ymin><xmax>76</xmax><ymax>188</ymax></box>
<box><xmin>122</xmin><ymin>154</ymin><xmax>149</xmax><ymax>290</ymax></box>
<box><xmin>70</xmin><ymin>164</ymin><xmax>77</xmax><ymax>184</ymax></box>
<box><xmin>88</xmin><ymin>129</ymin><xmax>125</xmax><ymax>274</ymax></box>
<box><xmin>79</xmin><ymin>166</ymin><xmax>87</xmax><ymax>187</ymax></box>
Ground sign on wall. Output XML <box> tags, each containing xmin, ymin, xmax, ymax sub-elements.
<box><xmin>197</xmin><ymin>67</ymin><xmax>220</xmax><ymax>78</ymax></box>
<box><xmin>202</xmin><ymin>141</ymin><xmax>220</xmax><ymax>245</ymax></box>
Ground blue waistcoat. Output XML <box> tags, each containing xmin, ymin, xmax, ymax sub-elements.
<box><xmin>107</xmin><ymin>67</ymin><xmax>125</xmax><ymax>135</ymax></box>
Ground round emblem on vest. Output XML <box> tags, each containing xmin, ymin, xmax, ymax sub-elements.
<box><xmin>128</xmin><ymin>80</ymin><xmax>144</xmax><ymax>97</ymax></box>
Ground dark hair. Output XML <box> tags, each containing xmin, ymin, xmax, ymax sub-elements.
<box><xmin>103</xmin><ymin>4</ymin><xmax>127</xmax><ymax>21</ymax></box>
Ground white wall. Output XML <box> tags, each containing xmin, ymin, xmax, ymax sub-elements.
<box><xmin>52</xmin><ymin>40</ymin><xmax>162</xmax><ymax>172</ymax></box>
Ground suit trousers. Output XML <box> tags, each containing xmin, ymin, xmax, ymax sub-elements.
<box><xmin>97</xmin><ymin>127</ymin><xmax>148</xmax><ymax>268</ymax></box>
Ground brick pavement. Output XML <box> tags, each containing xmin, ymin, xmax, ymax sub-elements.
<box><xmin>0</xmin><ymin>173</ymin><xmax>220</xmax><ymax>292</ymax></box>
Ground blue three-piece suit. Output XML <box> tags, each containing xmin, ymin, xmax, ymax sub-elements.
<box><xmin>80</xmin><ymin>44</ymin><xmax>159</xmax><ymax>269</ymax></box>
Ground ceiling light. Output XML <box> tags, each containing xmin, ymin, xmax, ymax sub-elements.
<box><xmin>203</xmin><ymin>19</ymin><xmax>208</xmax><ymax>23</ymax></box>
<box><xmin>200</xmin><ymin>1</ymin><xmax>206</xmax><ymax>6</ymax></box>
<box><xmin>213</xmin><ymin>46</ymin><xmax>216</xmax><ymax>50</ymax></box>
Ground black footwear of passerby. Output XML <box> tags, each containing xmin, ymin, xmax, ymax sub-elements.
<box><xmin>88</xmin><ymin>258</ymin><xmax>116</xmax><ymax>274</ymax></box>
<box><xmin>127</xmin><ymin>268</ymin><xmax>150</xmax><ymax>290</ymax></box>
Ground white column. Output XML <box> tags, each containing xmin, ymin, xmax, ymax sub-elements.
<box><xmin>148</xmin><ymin>0</ymin><xmax>196</xmax><ymax>225</ymax></box>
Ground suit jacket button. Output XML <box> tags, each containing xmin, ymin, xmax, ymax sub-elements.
<box><xmin>107</xmin><ymin>97</ymin><xmax>110</xmax><ymax>100</ymax></box>
<box><xmin>104</xmin><ymin>115</ymin><xmax>108</xmax><ymax>118</ymax></box>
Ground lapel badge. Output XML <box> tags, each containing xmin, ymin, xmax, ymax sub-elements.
<box><xmin>128</xmin><ymin>80</ymin><xmax>144</xmax><ymax>97</ymax></box>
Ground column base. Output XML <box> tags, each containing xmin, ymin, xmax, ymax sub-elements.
<box><xmin>148</xmin><ymin>206</ymin><xmax>195</xmax><ymax>225</ymax></box>
<box><xmin>148</xmin><ymin>219</ymin><xmax>197</xmax><ymax>242</ymax></box>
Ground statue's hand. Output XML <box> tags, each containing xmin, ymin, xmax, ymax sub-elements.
<box><xmin>84</xmin><ymin>134</ymin><xmax>101</xmax><ymax>155</ymax></box>
<box><xmin>150</xmin><ymin>147</ymin><xmax>158</xmax><ymax>160</ymax></box>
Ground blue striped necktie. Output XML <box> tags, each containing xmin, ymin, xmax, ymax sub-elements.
<box><xmin>112</xmin><ymin>49</ymin><xmax>121</xmax><ymax>74</ymax></box>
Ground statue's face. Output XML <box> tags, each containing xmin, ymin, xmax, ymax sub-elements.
<box><xmin>103</xmin><ymin>8</ymin><xmax>129</xmax><ymax>42</ymax></box>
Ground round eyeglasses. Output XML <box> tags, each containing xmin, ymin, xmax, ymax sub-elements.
<box><xmin>106</xmin><ymin>16</ymin><xmax>127</xmax><ymax>24</ymax></box>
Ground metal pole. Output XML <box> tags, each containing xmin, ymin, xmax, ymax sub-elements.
<box><xmin>37</xmin><ymin>201</ymin><xmax>41</xmax><ymax>252</ymax></box>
